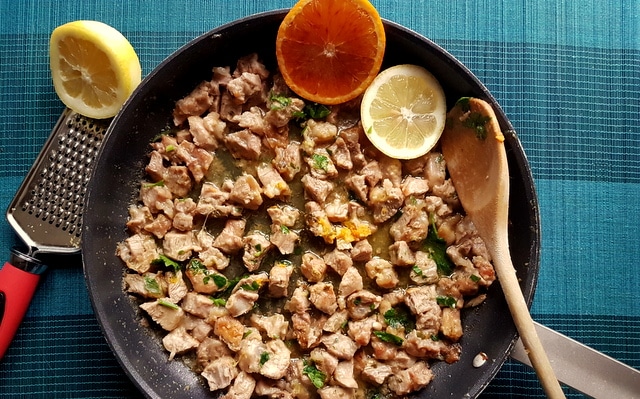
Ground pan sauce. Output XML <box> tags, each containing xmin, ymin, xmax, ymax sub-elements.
<box><xmin>116</xmin><ymin>53</ymin><xmax>496</xmax><ymax>399</ymax></box>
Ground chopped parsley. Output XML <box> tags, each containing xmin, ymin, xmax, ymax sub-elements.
<box><xmin>311</xmin><ymin>153</ymin><xmax>329</xmax><ymax>171</ymax></box>
<box><xmin>436</xmin><ymin>296</ymin><xmax>457</xmax><ymax>309</ymax></box>
<box><xmin>373</xmin><ymin>331</ymin><xmax>404</xmax><ymax>346</ymax></box>
<box><xmin>463</xmin><ymin>112</ymin><xmax>491</xmax><ymax>140</ymax></box>
<box><xmin>158</xmin><ymin>299</ymin><xmax>179</xmax><ymax>310</ymax></box>
<box><xmin>302</xmin><ymin>362</ymin><xmax>326</xmax><ymax>389</ymax></box>
<box><xmin>423</xmin><ymin>213</ymin><xmax>454</xmax><ymax>276</ymax></box>
<box><xmin>280</xmin><ymin>225</ymin><xmax>291</xmax><ymax>234</ymax></box>
<box><xmin>456</xmin><ymin>97</ymin><xmax>471</xmax><ymax>112</ymax></box>
<box><xmin>143</xmin><ymin>180</ymin><xmax>165</xmax><ymax>188</ymax></box>
<box><xmin>269</xmin><ymin>93</ymin><xmax>292</xmax><ymax>110</ymax></box>
<box><xmin>242</xmin><ymin>330</ymin><xmax>253</xmax><ymax>339</ymax></box>
<box><xmin>152</xmin><ymin>254</ymin><xmax>181</xmax><ymax>272</ymax></box>
<box><xmin>411</xmin><ymin>265</ymin><xmax>423</xmax><ymax>276</ymax></box>
<box><xmin>144</xmin><ymin>277</ymin><xmax>161</xmax><ymax>295</ymax></box>
<box><xmin>383</xmin><ymin>307</ymin><xmax>415</xmax><ymax>332</ymax></box>
<box><xmin>210</xmin><ymin>298</ymin><xmax>226</xmax><ymax>307</ymax></box>
<box><xmin>212</xmin><ymin>274</ymin><xmax>228</xmax><ymax>288</ymax></box>
<box><xmin>240</xmin><ymin>281</ymin><xmax>261</xmax><ymax>291</ymax></box>
<box><xmin>165</xmin><ymin>144</ymin><xmax>176</xmax><ymax>152</ymax></box>
<box><xmin>470</xmin><ymin>274</ymin><xmax>481</xmax><ymax>283</ymax></box>
<box><xmin>259</xmin><ymin>352</ymin><xmax>270</xmax><ymax>366</ymax></box>
<box><xmin>294</xmin><ymin>102</ymin><xmax>331</xmax><ymax>120</ymax></box>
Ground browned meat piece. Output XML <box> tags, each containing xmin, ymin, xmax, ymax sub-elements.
<box><xmin>264</xmin><ymin>97</ymin><xmax>305</xmax><ymax>128</ymax></box>
<box><xmin>301</xmin><ymin>252</ymin><xmax>327</xmax><ymax>283</ymax></box>
<box><xmin>254</xmin><ymin>380</ymin><xmax>294</xmax><ymax>399</ymax></box>
<box><xmin>229</xmin><ymin>174</ymin><xmax>263</xmax><ymax>210</ymax></box>
<box><xmin>338</xmin><ymin>266</ymin><xmax>363</xmax><ymax>299</ymax></box>
<box><xmin>309</xmin><ymin>282</ymin><xmax>338</xmax><ymax>315</ymax></box>
<box><xmin>346</xmin><ymin>290</ymin><xmax>381</xmax><ymax>320</ymax></box>
<box><xmin>235</xmin><ymin>107</ymin><xmax>274</xmax><ymax>136</ymax></box>
<box><xmin>162</xmin><ymin>230</ymin><xmax>198</xmax><ymax>262</ymax></box>
<box><xmin>350</xmin><ymin>239</ymin><xmax>372</xmax><ymax>262</ymax></box>
<box><xmin>197</xmin><ymin>232</ymin><xmax>230</xmax><ymax>270</ymax></box>
<box><xmin>301</xmin><ymin>119</ymin><xmax>337</xmax><ymax>154</ymax></box>
<box><xmin>273</xmin><ymin>141</ymin><xmax>302</xmax><ymax>181</ymax></box>
<box><xmin>224</xmin><ymin>289</ymin><xmax>258</xmax><ymax>318</ymax></box>
<box><xmin>195</xmin><ymin>181</ymin><xmax>236</xmax><ymax>218</ymax></box>
<box><xmin>220</xmin><ymin>371</ymin><xmax>256</xmax><ymax>399</ymax></box>
<box><xmin>387</xmin><ymin>362</ymin><xmax>433</xmax><ymax>396</ymax></box>
<box><xmin>250</xmin><ymin>314</ymin><xmax>289</xmax><ymax>340</ymax></box>
<box><xmin>301</xmin><ymin>174</ymin><xmax>334</xmax><ymax>203</ymax></box>
<box><xmin>196</xmin><ymin>337</ymin><xmax>233</xmax><ymax>369</ymax></box>
<box><xmin>440</xmin><ymin>307</ymin><xmax>463</xmax><ymax>342</ymax></box>
<box><xmin>321</xmin><ymin>333</ymin><xmax>358</xmax><ymax>360</ymax></box>
<box><xmin>365</xmin><ymin>258</ymin><xmax>399</xmax><ymax>289</ymax></box>
<box><xmin>143</xmin><ymin>213</ymin><xmax>172</xmax><ymax>239</ymax></box>
<box><xmin>327</xmin><ymin>136</ymin><xmax>353</xmax><ymax>170</ymax></box>
<box><xmin>323</xmin><ymin>310</ymin><xmax>349</xmax><ymax>333</ymax></box>
<box><xmin>410</xmin><ymin>251</ymin><xmax>438</xmax><ymax>285</ymax></box>
<box><xmin>227</xmin><ymin>72</ymin><xmax>263</xmax><ymax>103</ymax></box>
<box><xmin>318</xmin><ymin>386</ymin><xmax>355</xmax><ymax>399</ymax></box>
<box><xmin>368</xmin><ymin>179</ymin><xmax>404</xmax><ymax>223</ymax></box>
<box><xmin>187</xmin><ymin>114</ymin><xmax>220</xmax><ymax>151</ymax></box>
<box><xmin>339</xmin><ymin>125</ymin><xmax>366</xmax><ymax>169</ymax></box>
<box><xmin>347</xmin><ymin>316</ymin><xmax>376</xmax><ymax>346</ymax></box>
<box><xmin>235</xmin><ymin>53</ymin><xmax>269</xmax><ymax>79</ymax></box>
<box><xmin>344</xmin><ymin>174</ymin><xmax>368</xmax><ymax>203</ymax></box>
<box><xmin>268</xmin><ymin>260</ymin><xmax>294</xmax><ymax>298</ymax></box>
<box><xmin>310</xmin><ymin>347</ymin><xmax>339</xmax><ymax>377</ymax></box>
<box><xmin>305</xmin><ymin>201</ymin><xmax>335</xmax><ymax>244</ymax></box>
<box><xmin>432</xmin><ymin>178</ymin><xmax>460</xmax><ymax>207</ymax></box>
<box><xmin>423</xmin><ymin>152</ymin><xmax>446</xmax><ymax>188</ymax></box>
<box><xmin>124</xmin><ymin>272</ymin><xmax>167</xmax><ymax>299</ymax></box>
<box><xmin>257</xmin><ymin>163</ymin><xmax>291</xmax><ymax>199</ymax></box>
<box><xmin>306</xmin><ymin>149</ymin><xmax>339</xmax><ymax>180</ymax></box>
<box><xmin>360</xmin><ymin>161</ymin><xmax>383</xmax><ymax>187</ymax></box>
<box><xmin>284</xmin><ymin>284</ymin><xmax>310</xmax><ymax>314</ymax></box>
<box><xmin>260</xmin><ymin>339</ymin><xmax>291</xmax><ymax>379</ymax></box>
<box><xmin>238</xmin><ymin>339</ymin><xmax>267</xmax><ymax>374</ymax></box>
<box><xmin>323</xmin><ymin>248</ymin><xmax>352</xmax><ymax>276</ymax></box>
<box><xmin>163</xmin><ymin>165</ymin><xmax>192</xmax><ymax>198</ymax></box>
<box><xmin>267</xmin><ymin>205</ymin><xmax>300</xmax><ymax>227</ymax></box>
<box><xmin>324</xmin><ymin>197</ymin><xmax>349</xmax><ymax>222</ymax></box>
<box><xmin>360</xmin><ymin>358</ymin><xmax>393</xmax><ymax>385</ymax></box>
<box><xmin>388</xmin><ymin>241</ymin><xmax>416</xmax><ymax>266</ymax></box>
<box><xmin>213</xmin><ymin>219</ymin><xmax>246</xmax><ymax>254</ymax></box>
<box><xmin>242</xmin><ymin>233</ymin><xmax>272</xmax><ymax>271</ymax></box>
<box><xmin>400</xmin><ymin>176</ymin><xmax>430</xmax><ymax>198</ymax></box>
<box><xmin>139</xmin><ymin>183</ymin><xmax>173</xmax><ymax>214</ymax></box>
<box><xmin>404</xmin><ymin>286</ymin><xmax>441</xmax><ymax>332</ymax></box>
<box><xmin>291</xmin><ymin>311</ymin><xmax>325</xmax><ymax>349</ymax></box>
<box><xmin>175</xmin><ymin>140</ymin><xmax>214</xmax><ymax>183</ymax></box>
<box><xmin>126</xmin><ymin>205</ymin><xmax>153</xmax><ymax>234</ymax></box>
<box><xmin>201</xmin><ymin>355</ymin><xmax>239</xmax><ymax>391</ymax></box>
<box><xmin>145</xmin><ymin>150</ymin><xmax>165</xmax><ymax>182</ymax></box>
<box><xmin>219</xmin><ymin>91</ymin><xmax>242</xmax><ymax>122</ymax></box>
<box><xmin>162</xmin><ymin>326</ymin><xmax>200</xmax><ymax>361</ymax></box>
<box><xmin>116</xmin><ymin>233</ymin><xmax>158</xmax><ymax>273</ymax></box>
<box><xmin>334</xmin><ymin>360</ymin><xmax>358</xmax><ymax>389</ymax></box>
<box><xmin>214</xmin><ymin>315</ymin><xmax>245</xmax><ymax>351</ymax></box>
<box><xmin>185</xmin><ymin>263</ymin><xmax>226</xmax><ymax>295</ymax></box>
<box><xmin>173</xmin><ymin>80</ymin><xmax>219</xmax><ymax>125</ymax></box>
<box><xmin>225</xmin><ymin>129</ymin><xmax>262</xmax><ymax>160</ymax></box>
<box><xmin>389</xmin><ymin>203</ymin><xmax>430</xmax><ymax>243</ymax></box>
<box><xmin>140</xmin><ymin>299</ymin><xmax>184</xmax><ymax>331</ymax></box>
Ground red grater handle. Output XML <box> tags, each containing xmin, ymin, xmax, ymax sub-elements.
<box><xmin>0</xmin><ymin>251</ymin><xmax>46</xmax><ymax>360</ymax></box>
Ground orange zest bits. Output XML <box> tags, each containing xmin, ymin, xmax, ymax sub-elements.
<box><xmin>276</xmin><ymin>0</ymin><xmax>386</xmax><ymax>105</ymax></box>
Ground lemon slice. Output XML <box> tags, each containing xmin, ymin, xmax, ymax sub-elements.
<box><xmin>360</xmin><ymin>64</ymin><xmax>447</xmax><ymax>159</ymax></box>
<box><xmin>49</xmin><ymin>20</ymin><xmax>141</xmax><ymax>119</ymax></box>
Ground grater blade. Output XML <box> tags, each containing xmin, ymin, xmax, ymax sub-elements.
<box><xmin>6</xmin><ymin>108</ymin><xmax>109</xmax><ymax>256</ymax></box>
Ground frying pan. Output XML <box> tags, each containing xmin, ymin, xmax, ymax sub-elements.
<box><xmin>82</xmin><ymin>10</ymin><xmax>540</xmax><ymax>399</ymax></box>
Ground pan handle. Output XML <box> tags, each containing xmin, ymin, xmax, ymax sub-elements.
<box><xmin>0</xmin><ymin>249</ymin><xmax>47</xmax><ymax>360</ymax></box>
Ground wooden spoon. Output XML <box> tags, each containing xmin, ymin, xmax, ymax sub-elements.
<box><xmin>440</xmin><ymin>97</ymin><xmax>565</xmax><ymax>398</ymax></box>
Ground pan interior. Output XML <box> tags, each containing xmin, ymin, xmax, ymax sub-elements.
<box><xmin>82</xmin><ymin>10</ymin><xmax>540</xmax><ymax>399</ymax></box>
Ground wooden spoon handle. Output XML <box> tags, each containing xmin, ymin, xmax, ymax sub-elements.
<box><xmin>493</xmin><ymin>246</ymin><xmax>566</xmax><ymax>398</ymax></box>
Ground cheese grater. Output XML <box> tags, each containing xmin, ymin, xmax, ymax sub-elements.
<box><xmin>0</xmin><ymin>108</ymin><xmax>108</xmax><ymax>359</ymax></box>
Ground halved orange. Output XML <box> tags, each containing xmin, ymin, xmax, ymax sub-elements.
<box><xmin>276</xmin><ymin>0</ymin><xmax>386</xmax><ymax>105</ymax></box>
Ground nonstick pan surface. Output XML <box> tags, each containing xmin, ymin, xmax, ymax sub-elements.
<box><xmin>82</xmin><ymin>10</ymin><xmax>540</xmax><ymax>399</ymax></box>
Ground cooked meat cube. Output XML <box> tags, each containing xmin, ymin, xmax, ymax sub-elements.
<box><xmin>174</xmin><ymin>139</ymin><xmax>214</xmax><ymax>183</ymax></box>
<box><xmin>144</xmin><ymin>213</ymin><xmax>172</xmax><ymax>239</ymax></box>
<box><xmin>284</xmin><ymin>284</ymin><xmax>311</xmax><ymax>314</ymax></box>
<box><xmin>323</xmin><ymin>248</ymin><xmax>352</xmax><ymax>276</ymax></box>
<box><xmin>404</xmin><ymin>286</ymin><xmax>441</xmax><ymax>332</ymax></box>
<box><xmin>327</xmin><ymin>136</ymin><xmax>353</xmax><ymax>170</ymax></box>
<box><xmin>139</xmin><ymin>183</ymin><xmax>173</xmax><ymax>214</ymax></box>
<box><xmin>162</xmin><ymin>327</ymin><xmax>199</xmax><ymax>362</ymax></box>
<box><xmin>140</xmin><ymin>299</ymin><xmax>184</xmax><ymax>331</ymax></box>
<box><xmin>338</xmin><ymin>267</ymin><xmax>363</xmax><ymax>299</ymax></box>
<box><xmin>301</xmin><ymin>174</ymin><xmax>334</xmax><ymax>203</ymax></box>
<box><xmin>305</xmin><ymin>201</ymin><xmax>336</xmax><ymax>244</ymax></box>
<box><xmin>371</xmin><ymin>337</ymin><xmax>399</xmax><ymax>361</ymax></box>
<box><xmin>186</xmin><ymin>316</ymin><xmax>214</xmax><ymax>342</ymax></box>
<box><xmin>368</xmin><ymin>179</ymin><xmax>404</xmax><ymax>224</ymax></box>
<box><xmin>124</xmin><ymin>272</ymin><xmax>166</xmax><ymax>299</ymax></box>
<box><xmin>198</xmin><ymin>246</ymin><xmax>230</xmax><ymax>271</ymax></box>
<box><xmin>324</xmin><ymin>197</ymin><xmax>349</xmax><ymax>222</ymax></box>
<box><xmin>310</xmin><ymin>347</ymin><xmax>339</xmax><ymax>377</ymax></box>
<box><xmin>195</xmin><ymin>181</ymin><xmax>234</xmax><ymax>218</ymax></box>
<box><xmin>116</xmin><ymin>233</ymin><xmax>158</xmax><ymax>273</ymax></box>
<box><xmin>345</xmin><ymin>174</ymin><xmax>368</xmax><ymax>203</ymax></box>
<box><xmin>291</xmin><ymin>311</ymin><xmax>325</xmax><ymax>349</ymax></box>
<box><xmin>365</xmin><ymin>258</ymin><xmax>399</xmax><ymax>289</ymax></box>
<box><xmin>227</xmin><ymin>72</ymin><xmax>264</xmax><ymax>103</ymax></box>
<box><xmin>318</xmin><ymin>386</ymin><xmax>355</xmax><ymax>399</ymax></box>
<box><xmin>213</xmin><ymin>219</ymin><xmax>246</xmax><ymax>254</ymax></box>
<box><xmin>360</xmin><ymin>161</ymin><xmax>383</xmax><ymax>187</ymax></box>
<box><xmin>350</xmin><ymin>239</ymin><xmax>372</xmax><ymax>262</ymax></box>
<box><xmin>173</xmin><ymin>80</ymin><xmax>218</xmax><ymax>125</ymax></box>
<box><xmin>185</xmin><ymin>263</ymin><xmax>226</xmax><ymax>295</ymax></box>
<box><xmin>270</xmin><ymin>223</ymin><xmax>299</xmax><ymax>255</ymax></box>
<box><xmin>301</xmin><ymin>252</ymin><xmax>327</xmax><ymax>283</ymax></box>
<box><xmin>387</xmin><ymin>361</ymin><xmax>433</xmax><ymax>396</ymax></box>
<box><xmin>163</xmin><ymin>230</ymin><xmax>199</xmax><ymax>262</ymax></box>
<box><xmin>126</xmin><ymin>205</ymin><xmax>153</xmax><ymax>234</ymax></box>
<box><xmin>321</xmin><ymin>333</ymin><xmax>358</xmax><ymax>360</ymax></box>
<box><xmin>400</xmin><ymin>176</ymin><xmax>429</xmax><ymax>198</ymax></box>
<box><xmin>347</xmin><ymin>316</ymin><xmax>376</xmax><ymax>346</ymax></box>
<box><xmin>440</xmin><ymin>307</ymin><xmax>463</xmax><ymax>342</ymax></box>
<box><xmin>181</xmin><ymin>292</ymin><xmax>216</xmax><ymax>319</ymax></box>
<box><xmin>250</xmin><ymin>313</ymin><xmax>289</xmax><ymax>340</ymax></box>
<box><xmin>273</xmin><ymin>141</ymin><xmax>302</xmax><ymax>181</ymax></box>
<box><xmin>268</xmin><ymin>260</ymin><xmax>294</xmax><ymax>298</ymax></box>
<box><xmin>229</xmin><ymin>174</ymin><xmax>263</xmax><ymax>210</ymax></box>
<box><xmin>226</xmin><ymin>289</ymin><xmax>259</xmax><ymax>317</ymax></box>
<box><xmin>242</xmin><ymin>233</ymin><xmax>272</xmax><ymax>271</ymax></box>
<box><xmin>423</xmin><ymin>152</ymin><xmax>446</xmax><ymax>188</ymax></box>
<box><xmin>165</xmin><ymin>270</ymin><xmax>188</xmax><ymax>303</ymax></box>
<box><xmin>202</xmin><ymin>355</ymin><xmax>239</xmax><ymax>392</ymax></box>
<box><xmin>301</xmin><ymin>119</ymin><xmax>337</xmax><ymax>154</ymax></box>
<box><xmin>410</xmin><ymin>251</ymin><xmax>439</xmax><ymax>285</ymax></box>
<box><xmin>238</xmin><ymin>339</ymin><xmax>268</xmax><ymax>374</ymax></box>
<box><xmin>220</xmin><ymin>371</ymin><xmax>256</xmax><ymax>399</ymax></box>
<box><xmin>306</xmin><ymin>149</ymin><xmax>339</xmax><ymax>180</ymax></box>
<box><xmin>361</xmin><ymin>358</ymin><xmax>393</xmax><ymax>385</ymax></box>
<box><xmin>389</xmin><ymin>203</ymin><xmax>430</xmax><ymax>243</ymax></box>
<box><xmin>162</xmin><ymin>165</ymin><xmax>193</xmax><ymax>198</ymax></box>
<box><xmin>235</xmin><ymin>107</ymin><xmax>273</xmax><ymax>136</ymax></box>
<box><xmin>231</xmin><ymin>273</ymin><xmax>269</xmax><ymax>294</ymax></box>
<box><xmin>172</xmin><ymin>198</ymin><xmax>197</xmax><ymax>232</ymax></box>
<box><xmin>388</xmin><ymin>241</ymin><xmax>416</xmax><ymax>266</ymax></box>
<box><xmin>334</xmin><ymin>360</ymin><xmax>358</xmax><ymax>389</ymax></box>
<box><xmin>323</xmin><ymin>309</ymin><xmax>349</xmax><ymax>333</ymax></box>
<box><xmin>214</xmin><ymin>315</ymin><xmax>245</xmax><ymax>351</ymax></box>
<box><xmin>196</xmin><ymin>337</ymin><xmax>233</xmax><ymax>369</ymax></box>
<box><xmin>226</xmin><ymin>129</ymin><xmax>262</xmax><ymax>160</ymax></box>
<box><xmin>260</xmin><ymin>339</ymin><xmax>291</xmax><ymax>379</ymax></box>
<box><xmin>267</xmin><ymin>205</ymin><xmax>300</xmax><ymax>227</ymax></box>
<box><xmin>258</xmin><ymin>163</ymin><xmax>291</xmax><ymax>199</ymax></box>
<box><xmin>309</xmin><ymin>282</ymin><xmax>338</xmax><ymax>315</ymax></box>
<box><xmin>265</xmin><ymin>96</ymin><xmax>305</xmax><ymax>127</ymax></box>
<box><xmin>346</xmin><ymin>290</ymin><xmax>381</xmax><ymax>320</ymax></box>
<box><xmin>254</xmin><ymin>380</ymin><xmax>293</xmax><ymax>399</ymax></box>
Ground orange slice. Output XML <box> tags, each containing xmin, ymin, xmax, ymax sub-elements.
<box><xmin>276</xmin><ymin>0</ymin><xmax>386</xmax><ymax>105</ymax></box>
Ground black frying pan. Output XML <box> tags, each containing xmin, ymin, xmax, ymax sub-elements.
<box><xmin>82</xmin><ymin>9</ymin><xmax>540</xmax><ymax>399</ymax></box>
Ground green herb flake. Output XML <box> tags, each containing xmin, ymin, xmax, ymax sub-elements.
<box><xmin>211</xmin><ymin>298</ymin><xmax>227</xmax><ymax>307</ymax></box>
<box><xmin>311</xmin><ymin>153</ymin><xmax>329</xmax><ymax>171</ymax></box>
<box><xmin>411</xmin><ymin>265</ymin><xmax>423</xmax><ymax>276</ymax></box>
<box><xmin>241</xmin><ymin>281</ymin><xmax>261</xmax><ymax>291</ymax></box>
<box><xmin>260</xmin><ymin>352</ymin><xmax>270</xmax><ymax>366</ymax></box>
<box><xmin>470</xmin><ymin>274</ymin><xmax>481</xmax><ymax>283</ymax></box>
<box><xmin>303</xmin><ymin>363</ymin><xmax>327</xmax><ymax>389</ymax></box>
<box><xmin>165</xmin><ymin>144</ymin><xmax>176</xmax><ymax>152</ymax></box>
<box><xmin>280</xmin><ymin>225</ymin><xmax>291</xmax><ymax>234</ymax></box>
<box><xmin>152</xmin><ymin>254</ymin><xmax>181</xmax><ymax>272</ymax></box>
<box><xmin>436</xmin><ymin>296</ymin><xmax>457</xmax><ymax>309</ymax></box>
<box><xmin>456</xmin><ymin>97</ymin><xmax>471</xmax><ymax>112</ymax></box>
<box><xmin>373</xmin><ymin>331</ymin><xmax>404</xmax><ymax>346</ymax></box>
<box><xmin>144</xmin><ymin>277</ymin><xmax>161</xmax><ymax>295</ymax></box>
<box><xmin>463</xmin><ymin>112</ymin><xmax>491</xmax><ymax>140</ymax></box>
<box><xmin>383</xmin><ymin>308</ymin><xmax>415</xmax><ymax>332</ymax></box>
<box><xmin>306</xmin><ymin>103</ymin><xmax>331</xmax><ymax>119</ymax></box>
<box><xmin>242</xmin><ymin>330</ymin><xmax>253</xmax><ymax>339</ymax></box>
<box><xmin>430</xmin><ymin>334</ymin><xmax>440</xmax><ymax>341</ymax></box>
<box><xmin>143</xmin><ymin>180</ymin><xmax>165</xmax><ymax>188</ymax></box>
<box><xmin>213</xmin><ymin>274</ymin><xmax>228</xmax><ymax>288</ymax></box>
<box><xmin>158</xmin><ymin>299</ymin><xmax>179</xmax><ymax>310</ymax></box>
<box><xmin>269</xmin><ymin>93</ymin><xmax>292</xmax><ymax>110</ymax></box>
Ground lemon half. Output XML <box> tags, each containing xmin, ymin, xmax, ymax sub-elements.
<box><xmin>49</xmin><ymin>20</ymin><xmax>141</xmax><ymax>119</ymax></box>
<box><xmin>361</xmin><ymin>64</ymin><xmax>447</xmax><ymax>160</ymax></box>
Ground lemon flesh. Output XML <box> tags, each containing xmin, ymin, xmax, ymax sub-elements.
<box><xmin>361</xmin><ymin>64</ymin><xmax>446</xmax><ymax>160</ymax></box>
<box><xmin>49</xmin><ymin>20</ymin><xmax>141</xmax><ymax>119</ymax></box>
